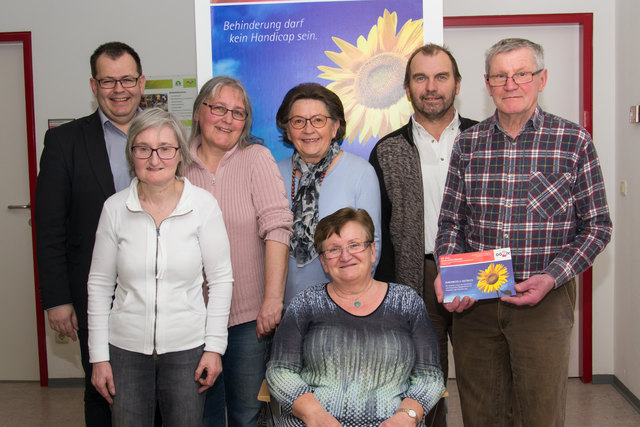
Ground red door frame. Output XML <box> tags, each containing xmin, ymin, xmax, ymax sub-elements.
<box><xmin>444</xmin><ymin>13</ymin><xmax>594</xmax><ymax>383</ymax></box>
<box><xmin>0</xmin><ymin>31</ymin><xmax>47</xmax><ymax>386</ymax></box>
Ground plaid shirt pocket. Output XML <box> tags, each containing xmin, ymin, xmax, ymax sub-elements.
<box><xmin>527</xmin><ymin>171</ymin><xmax>572</xmax><ymax>218</ymax></box>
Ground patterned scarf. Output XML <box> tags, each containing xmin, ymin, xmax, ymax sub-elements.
<box><xmin>290</xmin><ymin>142</ymin><xmax>341</xmax><ymax>267</ymax></box>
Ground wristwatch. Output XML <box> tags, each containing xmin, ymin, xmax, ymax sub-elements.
<box><xmin>396</xmin><ymin>407</ymin><xmax>420</xmax><ymax>424</ymax></box>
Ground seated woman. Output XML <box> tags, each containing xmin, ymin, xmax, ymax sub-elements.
<box><xmin>88</xmin><ymin>108</ymin><xmax>233</xmax><ymax>426</ymax></box>
<box><xmin>266</xmin><ymin>207</ymin><xmax>444</xmax><ymax>426</ymax></box>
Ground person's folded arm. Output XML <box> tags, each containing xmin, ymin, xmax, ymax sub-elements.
<box><xmin>542</xmin><ymin>137</ymin><xmax>612</xmax><ymax>288</ymax></box>
<box><xmin>250</xmin><ymin>146</ymin><xmax>293</xmax><ymax>337</ymax></box>
<box><xmin>257</xmin><ymin>240</ymin><xmax>289</xmax><ymax>338</ymax></box>
<box><xmin>266</xmin><ymin>297</ymin><xmax>318</xmax><ymax>417</ymax></box>
<box><xmin>402</xmin><ymin>291</ymin><xmax>446</xmax><ymax>414</ymax></box>
<box><xmin>291</xmin><ymin>393</ymin><xmax>342</xmax><ymax>427</ymax></box>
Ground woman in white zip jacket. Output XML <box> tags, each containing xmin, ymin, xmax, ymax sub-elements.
<box><xmin>88</xmin><ymin>108</ymin><xmax>233</xmax><ymax>426</ymax></box>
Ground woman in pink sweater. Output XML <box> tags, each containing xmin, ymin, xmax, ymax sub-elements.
<box><xmin>184</xmin><ymin>76</ymin><xmax>293</xmax><ymax>427</ymax></box>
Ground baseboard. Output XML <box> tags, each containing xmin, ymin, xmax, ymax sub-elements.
<box><xmin>591</xmin><ymin>374</ymin><xmax>614</xmax><ymax>384</ymax></box>
<box><xmin>592</xmin><ymin>374</ymin><xmax>640</xmax><ymax>414</ymax></box>
<box><xmin>613</xmin><ymin>376</ymin><xmax>640</xmax><ymax>414</ymax></box>
<box><xmin>48</xmin><ymin>377</ymin><xmax>84</xmax><ymax>388</ymax></box>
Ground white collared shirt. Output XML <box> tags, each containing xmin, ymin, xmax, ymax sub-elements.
<box><xmin>412</xmin><ymin>111</ymin><xmax>461</xmax><ymax>254</ymax></box>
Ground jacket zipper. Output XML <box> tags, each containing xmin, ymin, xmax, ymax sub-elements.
<box><xmin>153</xmin><ymin>225</ymin><xmax>160</xmax><ymax>360</ymax></box>
<box><xmin>143</xmin><ymin>201</ymin><xmax>192</xmax><ymax>359</ymax></box>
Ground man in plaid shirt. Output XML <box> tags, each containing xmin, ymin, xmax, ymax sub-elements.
<box><xmin>434</xmin><ymin>38</ymin><xmax>611</xmax><ymax>426</ymax></box>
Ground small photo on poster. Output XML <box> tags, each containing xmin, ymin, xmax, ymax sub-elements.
<box><xmin>140</xmin><ymin>94</ymin><xmax>169</xmax><ymax>111</ymax></box>
<box><xmin>143</xmin><ymin>76</ymin><xmax>198</xmax><ymax>129</ymax></box>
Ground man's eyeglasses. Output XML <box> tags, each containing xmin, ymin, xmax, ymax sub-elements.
<box><xmin>95</xmin><ymin>77</ymin><xmax>140</xmax><ymax>89</ymax></box>
<box><xmin>131</xmin><ymin>146</ymin><xmax>180</xmax><ymax>160</ymax></box>
<box><xmin>486</xmin><ymin>69</ymin><xmax>543</xmax><ymax>87</ymax></box>
<box><xmin>202</xmin><ymin>102</ymin><xmax>248</xmax><ymax>121</ymax></box>
<box><xmin>288</xmin><ymin>115</ymin><xmax>333</xmax><ymax>130</ymax></box>
<box><xmin>322</xmin><ymin>241</ymin><xmax>372</xmax><ymax>260</ymax></box>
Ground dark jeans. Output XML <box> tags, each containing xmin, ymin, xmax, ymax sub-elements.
<box><xmin>453</xmin><ymin>279</ymin><xmax>576</xmax><ymax>427</ymax></box>
<box><xmin>203</xmin><ymin>321</ymin><xmax>269</xmax><ymax>427</ymax></box>
<box><xmin>423</xmin><ymin>255</ymin><xmax>452</xmax><ymax>427</ymax></box>
<box><xmin>110</xmin><ymin>344</ymin><xmax>206</xmax><ymax>427</ymax></box>
<box><xmin>78</xmin><ymin>327</ymin><xmax>112</xmax><ymax>427</ymax></box>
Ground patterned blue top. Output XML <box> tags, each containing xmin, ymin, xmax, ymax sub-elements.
<box><xmin>266</xmin><ymin>283</ymin><xmax>444</xmax><ymax>426</ymax></box>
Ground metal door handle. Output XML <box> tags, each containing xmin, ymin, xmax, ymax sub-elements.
<box><xmin>7</xmin><ymin>204</ymin><xmax>31</xmax><ymax>209</ymax></box>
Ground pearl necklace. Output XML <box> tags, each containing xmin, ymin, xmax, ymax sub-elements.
<box><xmin>291</xmin><ymin>165</ymin><xmax>326</xmax><ymax>200</ymax></box>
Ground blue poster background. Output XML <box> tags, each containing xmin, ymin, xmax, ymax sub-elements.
<box><xmin>210</xmin><ymin>0</ymin><xmax>422</xmax><ymax>161</ymax></box>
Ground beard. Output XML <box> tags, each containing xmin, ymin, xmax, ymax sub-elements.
<box><xmin>411</xmin><ymin>89</ymin><xmax>456</xmax><ymax>120</ymax></box>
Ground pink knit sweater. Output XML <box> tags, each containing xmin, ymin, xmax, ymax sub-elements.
<box><xmin>184</xmin><ymin>137</ymin><xmax>293</xmax><ymax>327</ymax></box>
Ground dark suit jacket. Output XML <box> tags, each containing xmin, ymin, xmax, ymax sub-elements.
<box><xmin>35</xmin><ymin>110</ymin><xmax>116</xmax><ymax>328</ymax></box>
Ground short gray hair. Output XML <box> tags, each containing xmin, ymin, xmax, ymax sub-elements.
<box><xmin>190</xmin><ymin>76</ymin><xmax>260</xmax><ymax>149</ymax></box>
<box><xmin>485</xmin><ymin>38</ymin><xmax>544</xmax><ymax>75</ymax></box>
<box><xmin>126</xmin><ymin>107</ymin><xmax>192</xmax><ymax>177</ymax></box>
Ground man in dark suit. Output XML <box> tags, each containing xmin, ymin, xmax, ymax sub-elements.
<box><xmin>35</xmin><ymin>41</ymin><xmax>145</xmax><ymax>426</ymax></box>
<box><xmin>369</xmin><ymin>44</ymin><xmax>477</xmax><ymax>427</ymax></box>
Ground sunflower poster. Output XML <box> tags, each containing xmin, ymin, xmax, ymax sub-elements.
<box><xmin>195</xmin><ymin>0</ymin><xmax>441</xmax><ymax>161</ymax></box>
<box><xmin>439</xmin><ymin>248</ymin><xmax>517</xmax><ymax>303</ymax></box>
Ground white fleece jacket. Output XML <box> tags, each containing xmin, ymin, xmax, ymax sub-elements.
<box><xmin>88</xmin><ymin>177</ymin><xmax>233</xmax><ymax>362</ymax></box>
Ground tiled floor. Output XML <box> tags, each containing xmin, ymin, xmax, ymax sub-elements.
<box><xmin>0</xmin><ymin>381</ymin><xmax>84</xmax><ymax>427</ymax></box>
<box><xmin>0</xmin><ymin>378</ymin><xmax>638</xmax><ymax>426</ymax></box>
<box><xmin>445</xmin><ymin>378</ymin><xmax>640</xmax><ymax>427</ymax></box>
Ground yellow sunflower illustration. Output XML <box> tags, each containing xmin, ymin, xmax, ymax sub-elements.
<box><xmin>477</xmin><ymin>263</ymin><xmax>510</xmax><ymax>294</ymax></box>
<box><xmin>318</xmin><ymin>9</ymin><xmax>423</xmax><ymax>144</ymax></box>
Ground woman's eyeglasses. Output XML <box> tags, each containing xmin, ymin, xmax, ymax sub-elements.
<box><xmin>321</xmin><ymin>241</ymin><xmax>372</xmax><ymax>260</ymax></box>
<box><xmin>288</xmin><ymin>115</ymin><xmax>333</xmax><ymax>129</ymax></box>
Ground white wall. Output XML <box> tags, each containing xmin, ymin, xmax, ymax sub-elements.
<box><xmin>614</xmin><ymin>0</ymin><xmax>640</xmax><ymax>399</ymax></box>
<box><xmin>1</xmin><ymin>0</ymin><xmax>198</xmax><ymax>157</ymax></box>
<box><xmin>1</xmin><ymin>0</ymin><xmax>633</xmax><ymax>395</ymax></box>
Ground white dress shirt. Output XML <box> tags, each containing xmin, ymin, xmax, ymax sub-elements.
<box><xmin>412</xmin><ymin>111</ymin><xmax>461</xmax><ymax>254</ymax></box>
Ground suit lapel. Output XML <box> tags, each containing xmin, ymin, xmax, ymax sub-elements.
<box><xmin>83</xmin><ymin>110</ymin><xmax>116</xmax><ymax>198</ymax></box>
